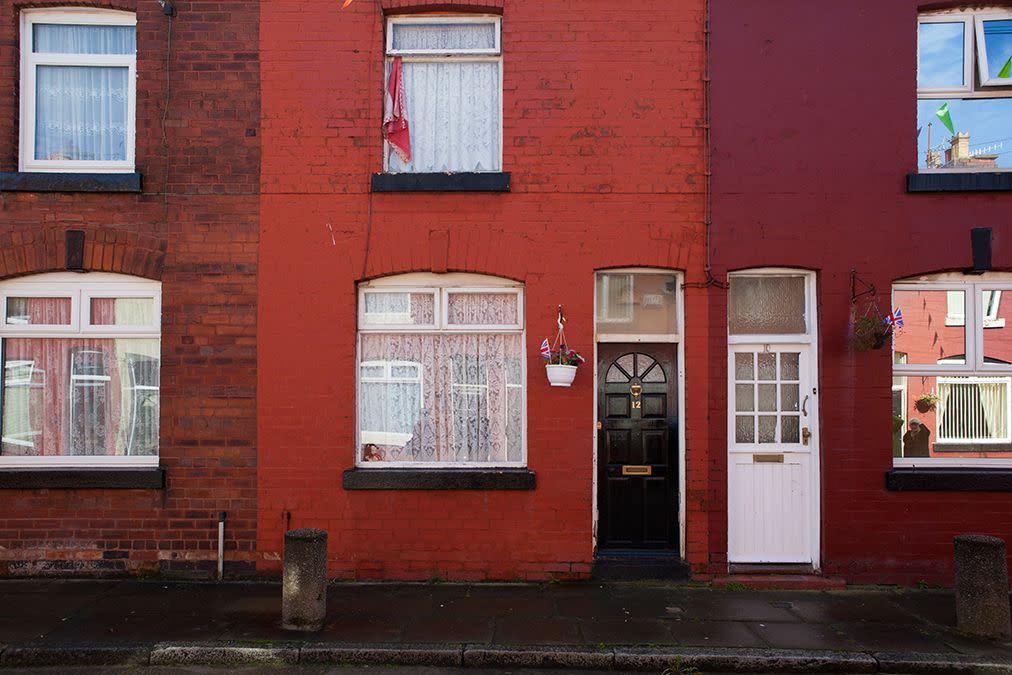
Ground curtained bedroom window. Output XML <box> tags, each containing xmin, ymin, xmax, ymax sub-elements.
<box><xmin>0</xmin><ymin>273</ymin><xmax>160</xmax><ymax>467</ymax></box>
<box><xmin>19</xmin><ymin>8</ymin><xmax>137</xmax><ymax>172</ymax></box>
<box><xmin>357</xmin><ymin>274</ymin><xmax>524</xmax><ymax>467</ymax></box>
<box><xmin>385</xmin><ymin>16</ymin><xmax>502</xmax><ymax>173</ymax></box>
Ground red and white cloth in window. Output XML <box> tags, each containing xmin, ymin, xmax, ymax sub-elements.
<box><xmin>383</xmin><ymin>56</ymin><xmax>412</xmax><ymax>164</ymax></box>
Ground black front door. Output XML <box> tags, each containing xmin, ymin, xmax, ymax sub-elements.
<box><xmin>597</xmin><ymin>346</ymin><xmax>678</xmax><ymax>550</ymax></box>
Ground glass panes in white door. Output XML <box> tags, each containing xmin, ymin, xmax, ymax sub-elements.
<box><xmin>733</xmin><ymin>351</ymin><xmax>802</xmax><ymax>445</ymax></box>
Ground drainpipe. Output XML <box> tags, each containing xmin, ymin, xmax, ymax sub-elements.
<box><xmin>217</xmin><ymin>511</ymin><xmax>226</xmax><ymax>581</ymax></box>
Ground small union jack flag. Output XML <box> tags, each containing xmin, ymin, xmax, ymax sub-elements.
<box><xmin>540</xmin><ymin>338</ymin><xmax>551</xmax><ymax>359</ymax></box>
<box><xmin>885</xmin><ymin>308</ymin><xmax>904</xmax><ymax>328</ymax></box>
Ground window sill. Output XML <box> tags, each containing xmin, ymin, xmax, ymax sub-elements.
<box><xmin>0</xmin><ymin>172</ymin><xmax>142</xmax><ymax>193</ymax></box>
<box><xmin>371</xmin><ymin>172</ymin><xmax>510</xmax><ymax>192</ymax></box>
<box><xmin>885</xmin><ymin>468</ymin><xmax>1012</xmax><ymax>491</ymax></box>
<box><xmin>907</xmin><ymin>172</ymin><xmax>1012</xmax><ymax>192</ymax></box>
<box><xmin>343</xmin><ymin>467</ymin><xmax>535</xmax><ymax>490</ymax></box>
<box><xmin>0</xmin><ymin>467</ymin><xmax>164</xmax><ymax>489</ymax></box>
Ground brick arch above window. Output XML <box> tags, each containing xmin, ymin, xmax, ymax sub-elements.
<box><xmin>380</xmin><ymin>0</ymin><xmax>503</xmax><ymax>14</ymax></box>
<box><xmin>14</xmin><ymin>2</ymin><xmax>139</xmax><ymax>12</ymax></box>
<box><xmin>0</xmin><ymin>228</ymin><xmax>166</xmax><ymax>282</ymax></box>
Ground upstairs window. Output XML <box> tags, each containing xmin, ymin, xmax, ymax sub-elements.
<box><xmin>0</xmin><ymin>274</ymin><xmax>161</xmax><ymax>467</ymax></box>
<box><xmin>357</xmin><ymin>274</ymin><xmax>524</xmax><ymax>467</ymax></box>
<box><xmin>384</xmin><ymin>16</ymin><xmax>502</xmax><ymax>173</ymax></box>
<box><xmin>917</xmin><ymin>9</ymin><xmax>1012</xmax><ymax>172</ymax></box>
<box><xmin>20</xmin><ymin>9</ymin><xmax>137</xmax><ymax>173</ymax></box>
<box><xmin>892</xmin><ymin>274</ymin><xmax>1012</xmax><ymax>465</ymax></box>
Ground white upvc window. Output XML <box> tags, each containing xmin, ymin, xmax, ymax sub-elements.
<box><xmin>357</xmin><ymin>273</ymin><xmax>525</xmax><ymax>467</ymax></box>
<box><xmin>917</xmin><ymin>8</ymin><xmax>1012</xmax><ymax>173</ymax></box>
<box><xmin>0</xmin><ymin>273</ymin><xmax>161</xmax><ymax>468</ymax></box>
<box><xmin>19</xmin><ymin>8</ymin><xmax>137</xmax><ymax>173</ymax></box>
<box><xmin>384</xmin><ymin>15</ymin><xmax>503</xmax><ymax>173</ymax></box>
<box><xmin>892</xmin><ymin>273</ymin><xmax>1012</xmax><ymax>467</ymax></box>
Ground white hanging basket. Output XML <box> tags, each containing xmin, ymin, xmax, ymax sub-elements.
<box><xmin>545</xmin><ymin>364</ymin><xmax>578</xmax><ymax>387</ymax></box>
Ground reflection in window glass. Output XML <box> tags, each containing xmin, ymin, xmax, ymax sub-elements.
<box><xmin>893</xmin><ymin>289</ymin><xmax>966</xmax><ymax>365</ymax></box>
<box><xmin>90</xmin><ymin>297</ymin><xmax>155</xmax><ymax>326</ymax></box>
<box><xmin>892</xmin><ymin>375</ymin><xmax>1012</xmax><ymax>458</ymax></box>
<box><xmin>5</xmin><ymin>297</ymin><xmax>72</xmax><ymax>325</ymax></box>
<box><xmin>917</xmin><ymin>98</ymin><xmax>1012</xmax><ymax>170</ymax></box>
<box><xmin>918</xmin><ymin>22</ymin><xmax>965</xmax><ymax>88</ymax></box>
<box><xmin>981</xmin><ymin>19</ymin><xmax>1012</xmax><ymax>81</ymax></box>
<box><xmin>982</xmin><ymin>290</ymin><xmax>1012</xmax><ymax>365</ymax></box>
<box><xmin>595</xmin><ymin>273</ymin><xmax>678</xmax><ymax>336</ymax></box>
<box><xmin>362</xmin><ymin>292</ymin><xmax>435</xmax><ymax>326</ymax></box>
<box><xmin>1</xmin><ymin>338</ymin><xmax>159</xmax><ymax>457</ymax></box>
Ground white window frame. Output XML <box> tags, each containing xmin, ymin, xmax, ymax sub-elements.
<box><xmin>382</xmin><ymin>15</ymin><xmax>503</xmax><ymax>172</ymax></box>
<box><xmin>0</xmin><ymin>272</ymin><xmax>160</xmax><ymax>468</ymax></box>
<box><xmin>917</xmin><ymin>9</ymin><xmax>1012</xmax><ymax>173</ymax></box>
<box><xmin>595</xmin><ymin>273</ymin><xmax>635</xmax><ymax>325</ymax></box>
<box><xmin>918</xmin><ymin>14</ymin><xmax>974</xmax><ymax>95</ymax></box>
<box><xmin>595</xmin><ymin>269</ymin><xmax>683</xmax><ymax>343</ymax></box>
<box><xmin>356</xmin><ymin>273</ymin><xmax>526</xmax><ymax>468</ymax></box>
<box><xmin>727</xmin><ymin>269</ymin><xmax>816</xmax><ymax>345</ymax></box>
<box><xmin>975</xmin><ymin>12</ymin><xmax>1012</xmax><ymax>86</ymax></box>
<box><xmin>443</xmin><ymin>287</ymin><xmax>522</xmax><ymax>331</ymax></box>
<box><xmin>19</xmin><ymin>8</ymin><xmax>137</xmax><ymax>173</ymax></box>
<box><xmin>892</xmin><ymin>273</ymin><xmax>1012</xmax><ymax>467</ymax></box>
<box><xmin>359</xmin><ymin>359</ymin><xmax>424</xmax><ymax>447</ymax></box>
<box><xmin>359</xmin><ymin>288</ymin><xmax>439</xmax><ymax>330</ymax></box>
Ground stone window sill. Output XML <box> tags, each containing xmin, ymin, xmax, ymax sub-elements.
<box><xmin>0</xmin><ymin>172</ymin><xmax>143</xmax><ymax>193</ymax></box>
<box><xmin>907</xmin><ymin>172</ymin><xmax>1012</xmax><ymax>192</ymax></box>
<box><xmin>343</xmin><ymin>468</ymin><xmax>535</xmax><ymax>490</ymax></box>
<box><xmin>371</xmin><ymin>172</ymin><xmax>510</xmax><ymax>192</ymax></box>
<box><xmin>0</xmin><ymin>468</ymin><xmax>164</xmax><ymax>489</ymax></box>
<box><xmin>885</xmin><ymin>468</ymin><xmax>1012</xmax><ymax>491</ymax></box>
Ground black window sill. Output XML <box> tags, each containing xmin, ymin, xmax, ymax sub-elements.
<box><xmin>886</xmin><ymin>468</ymin><xmax>1012</xmax><ymax>491</ymax></box>
<box><xmin>0</xmin><ymin>172</ymin><xmax>143</xmax><ymax>193</ymax></box>
<box><xmin>907</xmin><ymin>172</ymin><xmax>1012</xmax><ymax>192</ymax></box>
<box><xmin>0</xmin><ymin>468</ymin><xmax>164</xmax><ymax>490</ymax></box>
<box><xmin>371</xmin><ymin>172</ymin><xmax>510</xmax><ymax>192</ymax></box>
<box><xmin>343</xmin><ymin>468</ymin><xmax>535</xmax><ymax>490</ymax></box>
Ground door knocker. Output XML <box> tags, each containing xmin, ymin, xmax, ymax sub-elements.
<box><xmin>630</xmin><ymin>383</ymin><xmax>642</xmax><ymax>409</ymax></box>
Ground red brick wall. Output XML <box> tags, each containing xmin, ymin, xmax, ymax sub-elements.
<box><xmin>0</xmin><ymin>1</ymin><xmax>259</xmax><ymax>576</ymax></box>
<box><xmin>258</xmin><ymin>0</ymin><xmax>708</xmax><ymax>580</ymax></box>
<box><xmin>711</xmin><ymin>0</ymin><xmax>1012</xmax><ymax>585</ymax></box>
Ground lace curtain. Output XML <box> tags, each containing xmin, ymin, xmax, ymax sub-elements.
<box><xmin>386</xmin><ymin>23</ymin><xmax>501</xmax><ymax>173</ymax></box>
<box><xmin>360</xmin><ymin>332</ymin><xmax>522</xmax><ymax>463</ymax></box>
<box><xmin>33</xmin><ymin>24</ymin><xmax>134</xmax><ymax>162</ymax></box>
<box><xmin>447</xmin><ymin>293</ymin><xmax>517</xmax><ymax>326</ymax></box>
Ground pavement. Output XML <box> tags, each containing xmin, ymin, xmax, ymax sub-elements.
<box><xmin>0</xmin><ymin>580</ymin><xmax>1010</xmax><ymax>673</ymax></box>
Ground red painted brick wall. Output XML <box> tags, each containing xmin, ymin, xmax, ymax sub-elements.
<box><xmin>711</xmin><ymin>0</ymin><xmax>1012</xmax><ymax>584</ymax></box>
<box><xmin>258</xmin><ymin>0</ymin><xmax>708</xmax><ymax>580</ymax></box>
<box><xmin>0</xmin><ymin>1</ymin><xmax>259</xmax><ymax>577</ymax></box>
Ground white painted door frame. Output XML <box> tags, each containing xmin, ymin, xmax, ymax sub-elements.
<box><xmin>726</xmin><ymin>269</ymin><xmax>820</xmax><ymax>569</ymax></box>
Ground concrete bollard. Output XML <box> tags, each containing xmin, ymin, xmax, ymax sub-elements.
<box><xmin>282</xmin><ymin>528</ymin><xmax>328</xmax><ymax>632</ymax></box>
<box><xmin>953</xmin><ymin>534</ymin><xmax>1011</xmax><ymax>640</ymax></box>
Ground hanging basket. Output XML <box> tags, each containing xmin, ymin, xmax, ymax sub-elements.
<box><xmin>852</xmin><ymin>315</ymin><xmax>892</xmax><ymax>352</ymax></box>
<box><xmin>546</xmin><ymin>364</ymin><xmax>578</xmax><ymax>387</ymax></box>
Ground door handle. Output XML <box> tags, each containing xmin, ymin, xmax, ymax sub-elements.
<box><xmin>802</xmin><ymin>427</ymin><xmax>811</xmax><ymax>445</ymax></box>
<box><xmin>802</xmin><ymin>395</ymin><xmax>809</xmax><ymax>416</ymax></box>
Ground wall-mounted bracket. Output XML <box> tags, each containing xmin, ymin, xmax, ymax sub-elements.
<box><xmin>851</xmin><ymin>270</ymin><xmax>875</xmax><ymax>304</ymax></box>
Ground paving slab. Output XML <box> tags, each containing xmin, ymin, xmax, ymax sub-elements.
<box><xmin>492</xmin><ymin>617</ymin><xmax>583</xmax><ymax>645</ymax></box>
<box><xmin>746</xmin><ymin>621</ymin><xmax>857</xmax><ymax>651</ymax></box>
<box><xmin>666</xmin><ymin>619</ymin><xmax>767</xmax><ymax>648</ymax></box>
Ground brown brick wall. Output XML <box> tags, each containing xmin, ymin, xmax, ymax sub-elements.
<box><xmin>0</xmin><ymin>1</ymin><xmax>259</xmax><ymax>577</ymax></box>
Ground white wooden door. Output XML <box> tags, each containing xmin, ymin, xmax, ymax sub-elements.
<box><xmin>728</xmin><ymin>345</ymin><xmax>818</xmax><ymax>564</ymax></box>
